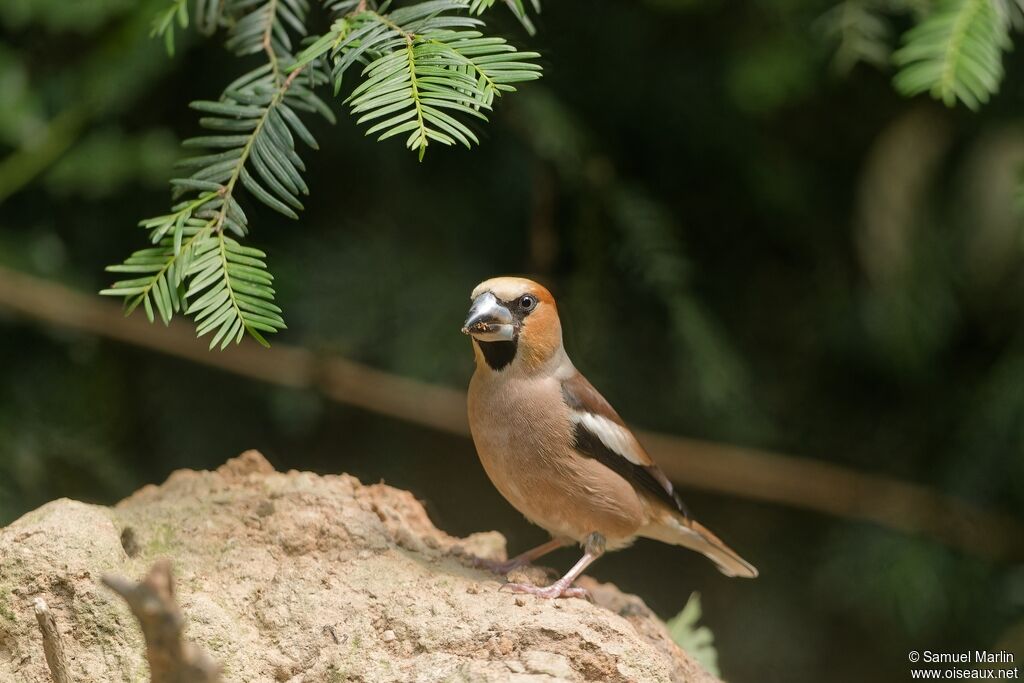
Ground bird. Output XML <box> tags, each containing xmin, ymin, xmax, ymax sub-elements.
<box><xmin>462</xmin><ymin>276</ymin><xmax>757</xmax><ymax>599</ymax></box>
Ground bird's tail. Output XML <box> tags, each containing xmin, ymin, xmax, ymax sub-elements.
<box><xmin>641</xmin><ymin>515</ymin><xmax>758</xmax><ymax>578</ymax></box>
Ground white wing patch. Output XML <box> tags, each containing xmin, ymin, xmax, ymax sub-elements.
<box><xmin>572</xmin><ymin>411</ymin><xmax>647</xmax><ymax>466</ymax></box>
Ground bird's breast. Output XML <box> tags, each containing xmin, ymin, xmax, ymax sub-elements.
<box><xmin>467</xmin><ymin>370</ymin><xmax>646</xmax><ymax>545</ymax></box>
<box><xmin>467</xmin><ymin>372</ymin><xmax>571</xmax><ymax>479</ymax></box>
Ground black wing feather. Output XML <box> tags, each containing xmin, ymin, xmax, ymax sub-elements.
<box><xmin>572</xmin><ymin>422</ymin><xmax>691</xmax><ymax>519</ymax></box>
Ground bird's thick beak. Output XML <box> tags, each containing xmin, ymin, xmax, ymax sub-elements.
<box><xmin>461</xmin><ymin>292</ymin><xmax>515</xmax><ymax>342</ymax></box>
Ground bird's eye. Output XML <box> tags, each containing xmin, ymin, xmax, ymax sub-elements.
<box><xmin>519</xmin><ymin>295</ymin><xmax>537</xmax><ymax>311</ymax></box>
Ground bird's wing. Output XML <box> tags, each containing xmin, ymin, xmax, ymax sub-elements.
<box><xmin>561</xmin><ymin>372</ymin><xmax>690</xmax><ymax>519</ymax></box>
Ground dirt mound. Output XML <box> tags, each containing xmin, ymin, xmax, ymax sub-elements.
<box><xmin>0</xmin><ymin>450</ymin><xmax>718</xmax><ymax>682</ymax></box>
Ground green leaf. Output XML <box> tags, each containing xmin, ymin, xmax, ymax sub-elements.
<box><xmin>469</xmin><ymin>0</ymin><xmax>540</xmax><ymax>35</ymax></box>
<box><xmin>893</xmin><ymin>0</ymin><xmax>1010</xmax><ymax>110</ymax></box>
<box><xmin>190</xmin><ymin>101</ymin><xmax>266</xmax><ymax>118</ymax></box>
<box><xmin>665</xmin><ymin>593</ymin><xmax>720</xmax><ymax>677</ymax></box>
<box><xmin>240</xmin><ymin>167</ymin><xmax>300</xmax><ymax>218</ymax></box>
<box><xmin>151</xmin><ymin>0</ymin><xmax>190</xmax><ymax>56</ymax></box>
<box><xmin>183</xmin><ymin>232</ymin><xmax>286</xmax><ymax>349</ymax></box>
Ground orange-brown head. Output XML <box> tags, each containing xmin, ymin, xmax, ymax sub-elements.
<box><xmin>462</xmin><ymin>277</ymin><xmax>562</xmax><ymax>372</ymax></box>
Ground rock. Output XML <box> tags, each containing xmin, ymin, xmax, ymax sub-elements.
<box><xmin>0</xmin><ymin>451</ymin><xmax>719</xmax><ymax>682</ymax></box>
<box><xmin>523</xmin><ymin>650</ymin><xmax>575</xmax><ymax>678</ymax></box>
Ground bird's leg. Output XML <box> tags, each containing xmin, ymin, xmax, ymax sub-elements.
<box><xmin>471</xmin><ymin>537</ymin><xmax>569</xmax><ymax>575</ymax></box>
<box><xmin>502</xmin><ymin>532</ymin><xmax>606</xmax><ymax>599</ymax></box>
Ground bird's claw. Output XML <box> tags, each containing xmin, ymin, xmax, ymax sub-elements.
<box><xmin>499</xmin><ymin>582</ymin><xmax>590</xmax><ymax>600</ymax></box>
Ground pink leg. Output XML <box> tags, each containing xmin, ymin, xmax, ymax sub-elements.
<box><xmin>502</xmin><ymin>533</ymin><xmax>606</xmax><ymax>599</ymax></box>
<box><xmin>473</xmin><ymin>537</ymin><xmax>569</xmax><ymax>575</ymax></box>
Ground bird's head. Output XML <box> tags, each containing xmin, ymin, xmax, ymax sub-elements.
<box><xmin>462</xmin><ymin>277</ymin><xmax>562</xmax><ymax>372</ymax></box>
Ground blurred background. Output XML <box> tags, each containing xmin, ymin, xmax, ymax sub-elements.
<box><xmin>2</xmin><ymin>0</ymin><xmax>1024</xmax><ymax>680</ymax></box>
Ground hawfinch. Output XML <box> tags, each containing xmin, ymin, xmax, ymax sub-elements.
<box><xmin>463</xmin><ymin>276</ymin><xmax>757</xmax><ymax>599</ymax></box>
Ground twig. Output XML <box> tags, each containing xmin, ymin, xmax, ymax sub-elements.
<box><xmin>102</xmin><ymin>560</ymin><xmax>220</xmax><ymax>683</ymax></box>
<box><xmin>33</xmin><ymin>598</ymin><xmax>72</xmax><ymax>683</ymax></box>
<box><xmin>0</xmin><ymin>265</ymin><xmax>1021</xmax><ymax>560</ymax></box>
<box><xmin>282</xmin><ymin>65</ymin><xmax>306</xmax><ymax>89</ymax></box>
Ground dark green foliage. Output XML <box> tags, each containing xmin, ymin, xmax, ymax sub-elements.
<box><xmin>817</xmin><ymin>0</ymin><xmax>895</xmax><ymax>73</ymax></box>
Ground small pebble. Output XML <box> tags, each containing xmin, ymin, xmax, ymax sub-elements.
<box><xmin>382</xmin><ymin>629</ymin><xmax>396</xmax><ymax>642</ymax></box>
<box><xmin>514</xmin><ymin>597</ymin><xmax>526</xmax><ymax>607</ymax></box>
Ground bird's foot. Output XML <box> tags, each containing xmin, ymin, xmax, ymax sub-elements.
<box><xmin>500</xmin><ymin>581</ymin><xmax>589</xmax><ymax>600</ymax></box>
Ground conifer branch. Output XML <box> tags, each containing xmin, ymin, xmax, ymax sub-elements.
<box><xmin>103</xmin><ymin>0</ymin><xmax>542</xmax><ymax>347</ymax></box>
<box><xmin>893</xmin><ymin>0</ymin><xmax>1012</xmax><ymax>109</ymax></box>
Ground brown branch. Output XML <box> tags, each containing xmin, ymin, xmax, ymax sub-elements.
<box><xmin>637</xmin><ymin>432</ymin><xmax>1023</xmax><ymax>559</ymax></box>
<box><xmin>282</xmin><ymin>65</ymin><xmax>305</xmax><ymax>89</ymax></box>
<box><xmin>102</xmin><ymin>560</ymin><xmax>220</xmax><ymax>683</ymax></box>
<box><xmin>33</xmin><ymin>598</ymin><xmax>72</xmax><ymax>683</ymax></box>
<box><xmin>0</xmin><ymin>265</ymin><xmax>1021</xmax><ymax>560</ymax></box>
